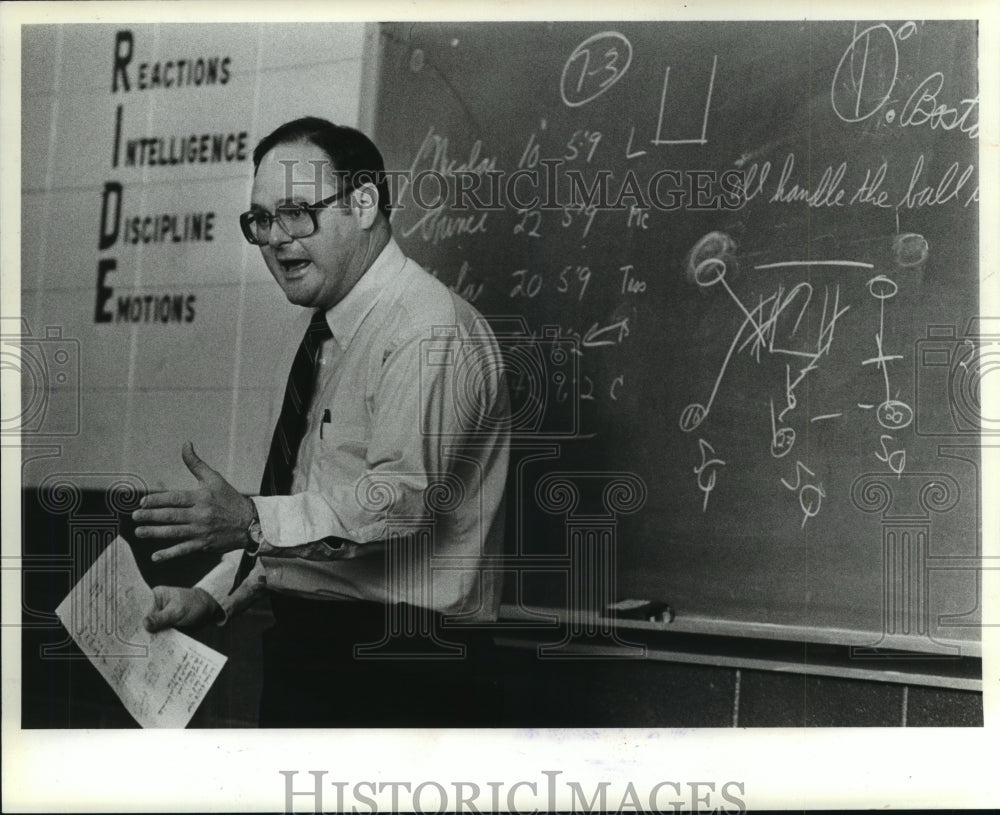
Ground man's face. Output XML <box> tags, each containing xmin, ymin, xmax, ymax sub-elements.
<box><xmin>250</xmin><ymin>140</ymin><xmax>369</xmax><ymax>310</ymax></box>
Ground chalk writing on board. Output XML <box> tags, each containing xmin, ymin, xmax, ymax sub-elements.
<box><xmin>510</xmin><ymin>268</ymin><xmax>542</xmax><ymax>299</ymax></box>
<box><xmin>679</xmin><ymin>256</ymin><xmax>849</xmax><ymax>435</ymax></box>
<box><xmin>624</xmin><ymin>125</ymin><xmax>648</xmax><ymax>160</ymax></box>
<box><xmin>560</xmin><ymin>199</ymin><xmax>599</xmax><ymax>238</ymax></box>
<box><xmin>831</xmin><ymin>21</ymin><xmax>978</xmax><ymax>138</ymax></box>
<box><xmin>620</xmin><ymin>265</ymin><xmax>647</xmax><ymax>295</ymax></box>
<box><xmin>556</xmin><ymin>265</ymin><xmax>592</xmax><ymax>301</ymax></box>
<box><xmin>503</xmin><ymin>311</ymin><xmax>632</xmax><ymax>411</ymax></box>
<box><xmin>563</xmin><ymin>130</ymin><xmax>603</xmax><ymax>163</ymax></box>
<box><xmin>875</xmin><ymin>433</ymin><xmax>906</xmax><ymax>478</ymax></box>
<box><xmin>583</xmin><ymin>317</ymin><xmax>631</xmax><ymax>348</ymax></box>
<box><xmin>694</xmin><ymin>438</ymin><xmax>726</xmax><ymax>512</ymax></box>
<box><xmin>755</xmin><ymin>260</ymin><xmax>873</xmax><ymax>271</ymax></box>
<box><xmin>428</xmin><ymin>260</ymin><xmax>485</xmax><ymax>304</ymax></box>
<box><xmin>652</xmin><ymin>55</ymin><xmax>718</xmax><ymax>146</ymax></box>
<box><xmin>770</xmin><ymin>285</ymin><xmax>848</xmax><ymax>424</ymax></box>
<box><xmin>737</xmin><ymin>151</ymin><xmax>976</xmax><ymax>211</ymax></box>
<box><xmin>860</xmin><ymin>265</ymin><xmax>914</xmax><ymax>478</ymax></box>
<box><xmin>402</xmin><ymin>201</ymin><xmax>489</xmax><ymax>246</ymax></box>
<box><xmin>769</xmin><ymin>154</ymin><xmax>850</xmax><ymax>207</ymax></box>
<box><xmin>518</xmin><ymin>131</ymin><xmax>542</xmax><ymax>169</ymax></box>
<box><xmin>678</xmin><ymin>241</ymin><xmax>887</xmax><ymax>526</ymax></box>
<box><xmin>397</xmin><ymin>126</ymin><xmax>499</xmax><ymax>245</ymax></box>
<box><xmin>560</xmin><ymin>31</ymin><xmax>633</xmax><ymax>108</ymax></box>
<box><xmin>513</xmin><ymin>208</ymin><xmax>543</xmax><ymax>239</ymax></box>
<box><xmin>609</xmin><ymin>375</ymin><xmax>624</xmax><ymax>401</ymax></box>
<box><xmin>685</xmin><ymin>231</ymin><xmax>738</xmax><ymax>286</ymax></box>
<box><xmin>769</xmin><ymin>399</ymin><xmax>796</xmax><ymax>459</ymax></box>
<box><xmin>781</xmin><ymin>460</ymin><xmax>826</xmax><ymax>527</ymax></box>
<box><xmin>375</xmin><ymin>20</ymin><xmax>980</xmax><ymax>645</ymax></box>
<box><xmin>862</xmin><ymin>274</ymin><xmax>913</xmax><ymax>432</ymax></box>
<box><xmin>898</xmin><ymin>154</ymin><xmax>977</xmax><ymax>209</ymax></box>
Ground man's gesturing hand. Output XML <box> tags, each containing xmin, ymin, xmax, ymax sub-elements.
<box><xmin>133</xmin><ymin>441</ymin><xmax>254</xmax><ymax>562</ymax></box>
<box><xmin>144</xmin><ymin>586</ymin><xmax>222</xmax><ymax>632</ymax></box>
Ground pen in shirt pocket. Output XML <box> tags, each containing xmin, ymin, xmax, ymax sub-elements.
<box><xmin>320</xmin><ymin>408</ymin><xmax>332</xmax><ymax>439</ymax></box>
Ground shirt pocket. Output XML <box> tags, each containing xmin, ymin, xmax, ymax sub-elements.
<box><xmin>304</xmin><ymin>419</ymin><xmax>367</xmax><ymax>483</ymax></box>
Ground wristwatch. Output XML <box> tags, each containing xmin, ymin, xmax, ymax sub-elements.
<box><xmin>245</xmin><ymin>499</ymin><xmax>266</xmax><ymax>557</ymax></box>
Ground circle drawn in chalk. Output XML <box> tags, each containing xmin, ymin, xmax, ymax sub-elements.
<box><xmin>893</xmin><ymin>233</ymin><xmax>929</xmax><ymax>268</ymax></box>
<box><xmin>877</xmin><ymin>399</ymin><xmax>913</xmax><ymax>430</ymax></box>
<box><xmin>830</xmin><ymin>23</ymin><xmax>899</xmax><ymax>124</ymax></box>
<box><xmin>867</xmin><ymin>275</ymin><xmax>899</xmax><ymax>300</ymax></box>
<box><xmin>771</xmin><ymin>427</ymin><xmax>796</xmax><ymax>458</ymax></box>
<box><xmin>694</xmin><ymin>257</ymin><xmax>727</xmax><ymax>288</ymax></box>
<box><xmin>679</xmin><ymin>403</ymin><xmax>707</xmax><ymax>432</ymax></box>
<box><xmin>560</xmin><ymin>31</ymin><xmax>633</xmax><ymax>108</ymax></box>
<box><xmin>685</xmin><ymin>231</ymin><xmax>737</xmax><ymax>285</ymax></box>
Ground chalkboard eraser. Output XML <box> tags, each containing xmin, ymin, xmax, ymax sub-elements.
<box><xmin>606</xmin><ymin>599</ymin><xmax>674</xmax><ymax>624</ymax></box>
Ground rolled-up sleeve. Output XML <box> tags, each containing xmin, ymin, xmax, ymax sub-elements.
<box><xmin>197</xmin><ymin>243</ymin><xmax>508</xmax><ymax>616</ymax></box>
<box><xmin>194</xmin><ymin>550</ymin><xmax>264</xmax><ymax>624</ymax></box>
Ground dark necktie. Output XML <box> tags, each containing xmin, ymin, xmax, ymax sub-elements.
<box><xmin>230</xmin><ymin>309</ymin><xmax>333</xmax><ymax>593</ymax></box>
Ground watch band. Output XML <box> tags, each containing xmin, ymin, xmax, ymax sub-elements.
<box><xmin>245</xmin><ymin>499</ymin><xmax>266</xmax><ymax>557</ymax></box>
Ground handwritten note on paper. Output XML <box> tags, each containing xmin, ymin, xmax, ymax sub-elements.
<box><xmin>54</xmin><ymin>536</ymin><xmax>226</xmax><ymax>728</ymax></box>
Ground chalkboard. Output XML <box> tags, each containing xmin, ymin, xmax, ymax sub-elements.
<box><xmin>373</xmin><ymin>21</ymin><xmax>983</xmax><ymax>654</ymax></box>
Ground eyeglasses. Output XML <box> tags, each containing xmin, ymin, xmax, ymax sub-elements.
<box><xmin>239</xmin><ymin>187</ymin><xmax>354</xmax><ymax>245</ymax></box>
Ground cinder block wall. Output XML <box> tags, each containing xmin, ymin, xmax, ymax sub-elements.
<box><xmin>20</xmin><ymin>22</ymin><xmax>371</xmax><ymax>494</ymax></box>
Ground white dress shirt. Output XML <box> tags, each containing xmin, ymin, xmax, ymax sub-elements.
<box><xmin>196</xmin><ymin>238</ymin><xmax>509</xmax><ymax>621</ymax></box>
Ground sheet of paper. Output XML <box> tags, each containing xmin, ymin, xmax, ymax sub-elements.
<box><xmin>54</xmin><ymin>536</ymin><xmax>227</xmax><ymax>728</ymax></box>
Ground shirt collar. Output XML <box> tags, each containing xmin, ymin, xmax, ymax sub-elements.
<box><xmin>323</xmin><ymin>237</ymin><xmax>406</xmax><ymax>348</ymax></box>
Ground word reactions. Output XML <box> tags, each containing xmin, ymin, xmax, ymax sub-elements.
<box><xmin>96</xmin><ymin>30</ymin><xmax>250</xmax><ymax>324</ymax></box>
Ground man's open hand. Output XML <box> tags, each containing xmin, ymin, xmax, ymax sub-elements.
<box><xmin>133</xmin><ymin>441</ymin><xmax>254</xmax><ymax>562</ymax></box>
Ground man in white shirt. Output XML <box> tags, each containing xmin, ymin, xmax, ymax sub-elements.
<box><xmin>132</xmin><ymin>117</ymin><xmax>510</xmax><ymax>726</ymax></box>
